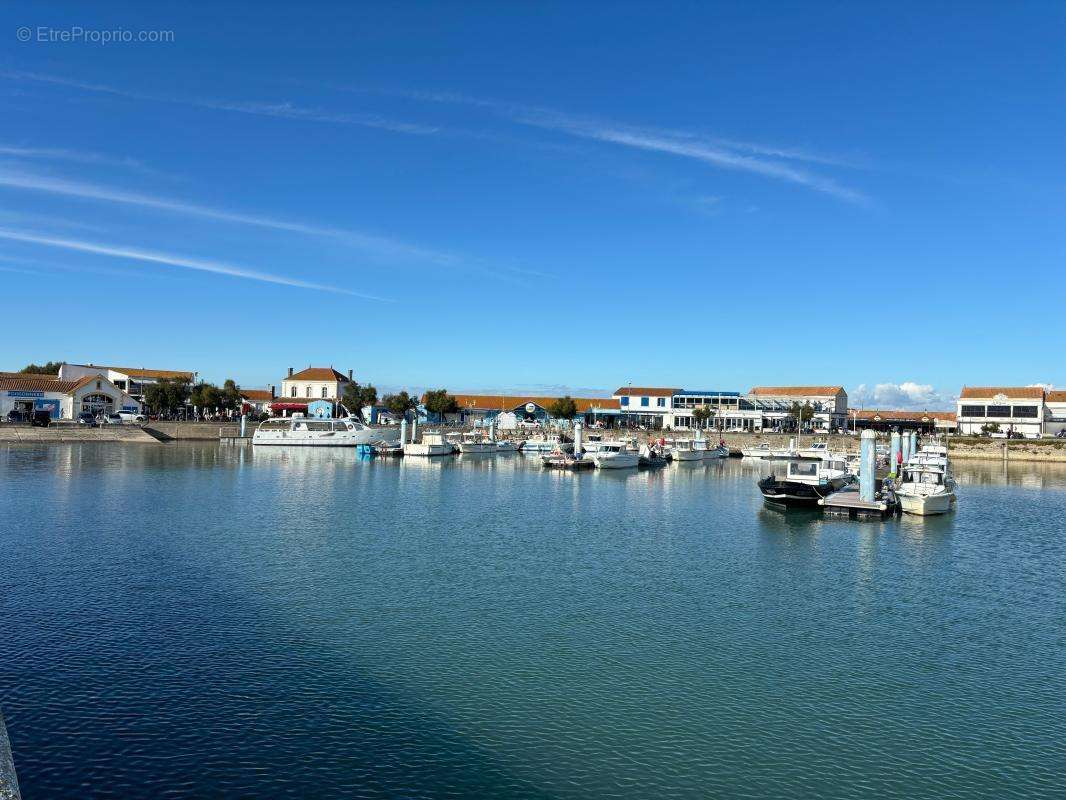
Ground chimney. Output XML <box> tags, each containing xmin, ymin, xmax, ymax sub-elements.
<box><xmin>287</xmin><ymin>367</ymin><xmax>293</xmax><ymax>377</ymax></box>
<box><xmin>347</xmin><ymin>368</ymin><xmax>353</xmax><ymax>381</ymax></box>
<box><xmin>270</xmin><ymin>385</ymin><xmax>276</xmax><ymax>399</ymax></box>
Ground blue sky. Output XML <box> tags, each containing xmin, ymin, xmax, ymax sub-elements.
<box><xmin>2</xmin><ymin>2</ymin><xmax>1064</xmax><ymax>408</ymax></box>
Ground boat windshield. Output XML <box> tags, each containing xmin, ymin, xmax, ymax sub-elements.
<box><xmin>788</xmin><ymin>462</ymin><xmax>819</xmax><ymax>478</ymax></box>
<box><xmin>258</xmin><ymin>419</ymin><xmax>290</xmax><ymax>431</ymax></box>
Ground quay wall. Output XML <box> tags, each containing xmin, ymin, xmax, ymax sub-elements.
<box><xmin>145</xmin><ymin>422</ymin><xmax>241</xmax><ymax>440</ymax></box>
<box><xmin>0</xmin><ymin>425</ymin><xmax>161</xmax><ymax>444</ymax></box>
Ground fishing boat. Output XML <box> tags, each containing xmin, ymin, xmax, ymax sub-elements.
<box><xmin>253</xmin><ymin>415</ymin><xmax>400</xmax><ymax>447</ymax></box>
<box><xmin>896</xmin><ymin>443</ymin><xmax>956</xmax><ymax>515</ymax></box>
<box><xmin>590</xmin><ymin>442</ymin><xmax>640</xmax><ymax>469</ymax></box>
<box><xmin>403</xmin><ymin>432</ymin><xmax>456</xmax><ymax>456</ymax></box>
<box><xmin>670</xmin><ymin>439</ymin><xmax>703</xmax><ymax>461</ymax></box>
<box><xmin>458</xmin><ymin>432</ymin><xmax>497</xmax><ymax>454</ymax></box>
<box><xmin>758</xmin><ymin>457</ymin><xmax>854</xmax><ymax>509</ymax></box>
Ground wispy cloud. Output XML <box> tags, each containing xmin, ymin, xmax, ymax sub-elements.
<box><xmin>0</xmin><ymin>167</ymin><xmax>456</xmax><ymax>264</ymax></box>
<box><xmin>0</xmin><ymin>143</ymin><xmax>164</xmax><ymax>175</ymax></box>
<box><xmin>380</xmin><ymin>89</ymin><xmax>868</xmax><ymax>204</ymax></box>
<box><xmin>0</xmin><ymin>228</ymin><xmax>391</xmax><ymax>299</ymax></box>
<box><xmin>1</xmin><ymin>70</ymin><xmax>439</xmax><ymax>137</ymax></box>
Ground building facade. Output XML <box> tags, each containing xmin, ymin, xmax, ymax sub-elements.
<box><xmin>280</xmin><ymin>367</ymin><xmax>353</xmax><ymax>401</ymax></box>
<box><xmin>1</xmin><ymin>372</ymin><xmax>140</xmax><ymax>420</ymax></box>
<box><xmin>748</xmin><ymin>386</ymin><xmax>848</xmax><ymax>431</ymax></box>
<box><xmin>612</xmin><ymin>387</ymin><xmax>679</xmax><ymax>428</ymax></box>
<box><xmin>956</xmin><ymin>386</ymin><xmax>1047</xmax><ymax>437</ymax></box>
<box><xmin>444</xmin><ymin>394</ymin><xmax>621</xmax><ymax>427</ymax></box>
<box><xmin>59</xmin><ymin>363</ymin><xmax>196</xmax><ymax>402</ymax></box>
<box><xmin>1047</xmin><ymin>391</ymin><xmax>1066</xmax><ymax>436</ymax></box>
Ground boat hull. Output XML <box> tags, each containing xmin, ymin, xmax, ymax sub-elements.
<box><xmin>459</xmin><ymin>443</ymin><xmax>497</xmax><ymax>454</ymax></box>
<box><xmin>403</xmin><ymin>443</ymin><xmax>455</xmax><ymax>456</ymax></box>
<box><xmin>898</xmin><ymin>490</ymin><xmax>955</xmax><ymax>516</ymax></box>
<box><xmin>593</xmin><ymin>453</ymin><xmax>639</xmax><ymax>469</ymax></box>
<box><xmin>253</xmin><ymin>426</ymin><xmax>399</xmax><ymax>447</ymax></box>
<box><xmin>758</xmin><ymin>476</ymin><xmax>849</xmax><ymax>508</ymax></box>
<box><xmin>671</xmin><ymin>448</ymin><xmax>702</xmax><ymax>461</ymax></box>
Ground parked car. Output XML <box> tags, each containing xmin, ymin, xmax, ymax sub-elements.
<box><xmin>103</xmin><ymin>412</ymin><xmax>146</xmax><ymax>424</ymax></box>
<box><xmin>77</xmin><ymin>412</ymin><xmax>99</xmax><ymax>427</ymax></box>
<box><xmin>30</xmin><ymin>410</ymin><xmax>51</xmax><ymax>428</ymax></box>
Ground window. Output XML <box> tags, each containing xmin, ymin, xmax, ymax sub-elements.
<box><xmin>1012</xmin><ymin>405</ymin><xmax>1038</xmax><ymax>418</ymax></box>
<box><xmin>657</xmin><ymin>397</ymin><xmax>665</xmax><ymax>407</ymax></box>
<box><xmin>641</xmin><ymin>396</ymin><xmax>649</xmax><ymax>407</ymax></box>
<box><xmin>291</xmin><ymin>386</ymin><xmax>297</xmax><ymax>398</ymax></box>
<box><xmin>96</xmin><ymin>381</ymin><xmax>101</xmax><ymax>390</ymax></box>
<box><xmin>986</xmin><ymin>405</ymin><xmax>1010</xmax><ymax>417</ymax></box>
<box><xmin>620</xmin><ymin>396</ymin><xmax>629</xmax><ymax>406</ymax></box>
<box><xmin>960</xmin><ymin>405</ymin><xmax>985</xmax><ymax>417</ymax></box>
<box><xmin>321</xmin><ymin>387</ymin><xmax>328</xmax><ymax>398</ymax></box>
<box><xmin>306</xmin><ymin>386</ymin><xmax>312</xmax><ymax>397</ymax></box>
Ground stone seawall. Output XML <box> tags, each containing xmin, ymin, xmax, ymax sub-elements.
<box><xmin>144</xmin><ymin>422</ymin><xmax>241</xmax><ymax>440</ymax></box>
<box><xmin>0</xmin><ymin>425</ymin><xmax>161</xmax><ymax>444</ymax></box>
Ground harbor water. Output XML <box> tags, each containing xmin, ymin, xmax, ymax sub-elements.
<box><xmin>2</xmin><ymin>444</ymin><xmax>1065</xmax><ymax>798</ymax></box>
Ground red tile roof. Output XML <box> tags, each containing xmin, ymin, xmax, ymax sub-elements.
<box><xmin>442</xmin><ymin>394</ymin><xmax>620</xmax><ymax>413</ymax></box>
<box><xmin>851</xmin><ymin>409</ymin><xmax>956</xmax><ymax>422</ymax></box>
<box><xmin>750</xmin><ymin>386</ymin><xmax>844</xmax><ymax>396</ymax></box>
<box><xmin>0</xmin><ymin>374</ymin><xmax>102</xmax><ymax>393</ymax></box>
<box><xmin>72</xmin><ymin>364</ymin><xmax>194</xmax><ymax>380</ymax></box>
<box><xmin>958</xmin><ymin>386</ymin><xmax>1045</xmax><ymax>400</ymax></box>
<box><xmin>1045</xmin><ymin>390</ymin><xmax>1066</xmax><ymax>403</ymax></box>
<box><xmin>287</xmin><ymin>367</ymin><xmax>350</xmax><ymax>382</ymax></box>
<box><xmin>612</xmin><ymin>387</ymin><xmax>680</xmax><ymax>397</ymax></box>
<box><xmin>240</xmin><ymin>389</ymin><xmax>275</xmax><ymax>402</ymax></box>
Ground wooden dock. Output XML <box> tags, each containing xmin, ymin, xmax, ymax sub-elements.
<box><xmin>819</xmin><ymin>489</ymin><xmax>899</xmax><ymax>519</ymax></box>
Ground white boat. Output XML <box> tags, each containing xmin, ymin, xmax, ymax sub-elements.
<box><xmin>758</xmin><ymin>457</ymin><xmax>855</xmax><ymax>508</ymax></box>
<box><xmin>740</xmin><ymin>443</ymin><xmax>773</xmax><ymax>458</ymax></box>
<box><xmin>521</xmin><ymin>434</ymin><xmax>572</xmax><ymax>453</ymax></box>
<box><xmin>253</xmin><ymin>415</ymin><xmax>400</xmax><ymax>447</ymax></box>
<box><xmin>896</xmin><ymin>442</ymin><xmax>956</xmax><ymax>515</ymax></box>
<box><xmin>797</xmin><ymin>441</ymin><xmax>830</xmax><ymax>459</ymax></box>
<box><xmin>458</xmin><ymin>432</ymin><xmax>497</xmax><ymax>454</ymax></box>
<box><xmin>769</xmin><ymin>438</ymin><xmax>800</xmax><ymax>459</ymax></box>
<box><xmin>403</xmin><ymin>432</ymin><xmax>456</xmax><ymax>457</ymax></box>
<box><xmin>495</xmin><ymin>440</ymin><xmax>518</xmax><ymax>452</ymax></box>
<box><xmin>670</xmin><ymin>439</ymin><xmax>703</xmax><ymax>461</ymax></box>
<box><xmin>695</xmin><ymin>439</ymin><xmax>730</xmax><ymax>459</ymax></box>
<box><xmin>591</xmin><ymin>442</ymin><xmax>640</xmax><ymax>469</ymax></box>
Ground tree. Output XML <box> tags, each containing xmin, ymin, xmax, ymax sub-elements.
<box><xmin>144</xmin><ymin>378</ymin><xmax>191</xmax><ymax>413</ymax></box>
<box><xmin>423</xmin><ymin>388</ymin><xmax>459</xmax><ymax>417</ymax></box>
<box><xmin>693</xmin><ymin>405</ymin><xmax>714</xmax><ymax>429</ymax></box>
<box><xmin>20</xmin><ymin>361</ymin><xmax>62</xmax><ymax>375</ymax></box>
<box><xmin>343</xmin><ymin>382</ymin><xmax>379</xmax><ymax>419</ymax></box>
<box><xmin>790</xmin><ymin>401</ymin><xmax>814</xmax><ymax>428</ymax></box>
<box><xmin>189</xmin><ymin>382</ymin><xmax>223</xmax><ymax>410</ymax></box>
<box><xmin>547</xmin><ymin>396</ymin><xmax>578</xmax><ymax>420</ymax></box>
<box><xmin>981</xmin><ymin>422</ymin><xmax>1000</xmax><ymax>435</ymax></box>
<box><xmin>383</xmin><ymin>390</ymin><xmax>417</xmax><ymax>416</ymax></box>
<box><xmin>222</xmin><ymin>379</ymin><xmax>242</xmax><ymax>411</ymax></box>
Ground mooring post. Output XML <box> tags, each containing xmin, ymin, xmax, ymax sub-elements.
<box><xmin>411</xmin><ymin>413</ymin><xmax>418</xmax><ymax>444</ymax></box>
<box><xmin>889</xmin><ymin>431</ymin><xmax>901</xmax><ymax>477</ymax></box>
<box><xmin>240</xmin><ymin>413</ymin><xmax>247</xmax><ymax>438</ymax></box>
<box><xmin>574</xmin><ymin>421</ymin><xmax>584</xmax><ymax>457</ymax></box>
<box><xmin>909</xmin><ymin>431</ymin><xmax>918</xmax><ymax>459</ymax></box>
<box><xmin>901</xmin><ymin>430</ymin><xmax>912</xmax><ymax>463</ymax></box>
<box><xmin>400</xmin><ymin>417</ymin><xmax>408</xmax><ymax>445</ymax></box>
<box><xmin>860</xmin><ymin>429</ymin><xmax>876</xmax><ymax>503</ymax></box>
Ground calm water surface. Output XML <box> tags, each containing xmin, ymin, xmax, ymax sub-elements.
<box><xmin>2</xmin><ymin>444</ymin><xmax>1065</xmax><ymax>799</ymax></box>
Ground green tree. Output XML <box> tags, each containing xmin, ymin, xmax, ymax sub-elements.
<box><xmin>981</xmin><ymin>422</ymin><xmax>1000</xmax><ymax>435</ymax></box>
<box><xmin>20</xmin><ymin>361</ymin><xmax>62</xmax><ymax>375</ymax></box>
<box><xmin>342</xmin><ymin>382</ymin><xmax>379</xmax><ymax>419</ymax></box>
<box><xmin>143</xmin><ymin>378</ymin><xmax>191</xmax><ymax>413</ymax></box>
<box><xmin>790</xmin><ymin>401</ymin><xmax>814</xmax><ymax>428</ymax></box>
<box><xmin>221</xmin><ymin>379</ymin><xmax>242</xmax><ymax>410</ymax></box>
<box><xmin>383</xmin><ymin>390</ymin><xmax>417</xmax><ymax>416</ymax></box>
<box><xmin>547</xmin><ymin>396</ymin><xmax>578</xmax><ymax>420</ymax></box>
<box><xmin>423</xmin><ymin>388</ymin><xmax>459</xmax><ymax>417</ymax></box>
<box><xmin>189</xmin><ymin>382</ymin><xmax>224</xmax><ymax>410</ymax></box>
<box><xmin>692</xmin><ymin>405</ymin><xmax>712</xmax><ymax>429</ymax></box>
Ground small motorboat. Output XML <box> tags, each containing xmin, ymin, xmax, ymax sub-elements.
<box><xmin>758</xmin><ymin>457</ymin><xmax>854</xmax><ymax>509</ymax></box>
<box><xmin>591</xmin><ymin>442</ymin><xmax>640</xmax><ymax>469</ymax></box>
<box><xmin>740</xmin><ymin>443</ymin><xmax>773</xmax><ymax>458</ymax></box>
<box><xmin>495</xmin><ymin>440</ymin><xmax>518</xmax><ymax>452</ymax></box>
<box><xmin>459</xmin><ymin>432</ymin><xmax>497</xmax><ymax>454</ymax></box>
<box><xmin>670</xmin><ymin>439</ymin><xmax>703</xmax><ymax>461</ymax></box>
<box><xmin>896</xmin><ymin>443</ymin><xmax>957</xmax><ymax>515</ymax></box>
<box><xmin>696</xmin><ymin>439</ymin><xmax>730</xmax><ymax>459</ymax></box>
<box><xmin>403</xmin><ymin>432</ymin><xmax>456</xmax><ymax>456</ymax></box>
<box><xmin>520</xmin><ymin>434</ymin><xmax>572</xmax><ymax>453</ymax></box>
<box><xmin>797</xmin><ymin>441</ymin><xmax>830</xmax><ymax>459</ymax></box>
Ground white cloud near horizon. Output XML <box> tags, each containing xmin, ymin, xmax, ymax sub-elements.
<box><xmin>0</xmin><ymin>228</ymin><xmax>391</xmax><ymax>299</ymax></box>
<box><xmin>851</xmin><ymin>381</ymin><xmax>952</xmax><ymax>410</ymax></box>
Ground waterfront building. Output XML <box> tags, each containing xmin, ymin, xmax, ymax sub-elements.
<box><xmin>612</xmin><ymin>387</ymin><xmax>680</xmax><ymax>428</ymax></box>
<box><xmin>849</xmin><ymin>409</ymin><xmax>957</xmax><ymax>433</ymax></box>
<box><xmin>0</xmin><ymin>372</ymin><xmax>140</xmax><ymax>420</ymax></box>
<box><xmin>956</xmin><ymin>386</ymin><xmax>1047</xmax><ymax>436</ymax></box>
<box><xmin>1046</xmin><ymin>391</ymin><xmax>1066</xmax><ymax>436</ymax></box>
<box><xmin>748</xmin><ymin>386</ymin><xmax>849</xmax><ymax>431</ymax></box>
<box><xmin>239</xmin><ymin>388</ymin><xmax>276</xmax><ymax>415</ymax></box>
<box><xmin>279</xmin><ymin>366</ymin><xmax>353</xmax><ymax>401</ymax></box>
<box><xmin>58</xmin><ymin>363</ymin><xmax>196</xmax><ymax>403</ymax></box>
<box><xmin>443</xmin><ymin>394</ymin><xmax>621</xmax><ymax>428</ymax></box>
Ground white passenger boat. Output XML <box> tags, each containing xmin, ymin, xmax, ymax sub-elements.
<box><xmin>253</xmin><ymin>415</ymin><xmax>400</xmax><ymax>447</ymax></box>
<box><xmin>896</xmin><ymin>443</ymin><xmax>956</xmax><ymax>515</ymax></box>
<box><xmin>591</xmin><ymin>442</ymin><xmax>640</xmax><ymax>469</ymax></box>
<box><xmin>403</xmin><ymin>432</ymin><xmax>456</xmax><ymax>457</ymax></box>
<box><xmin>670</xmin><ymin>439</ymin><xmax>703</xmax><ymax>461</ymax></box>
<box><xmin>458</xmin><ymin>432</ymin><xmax>497</xmax><ymax>454</ymax></box>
